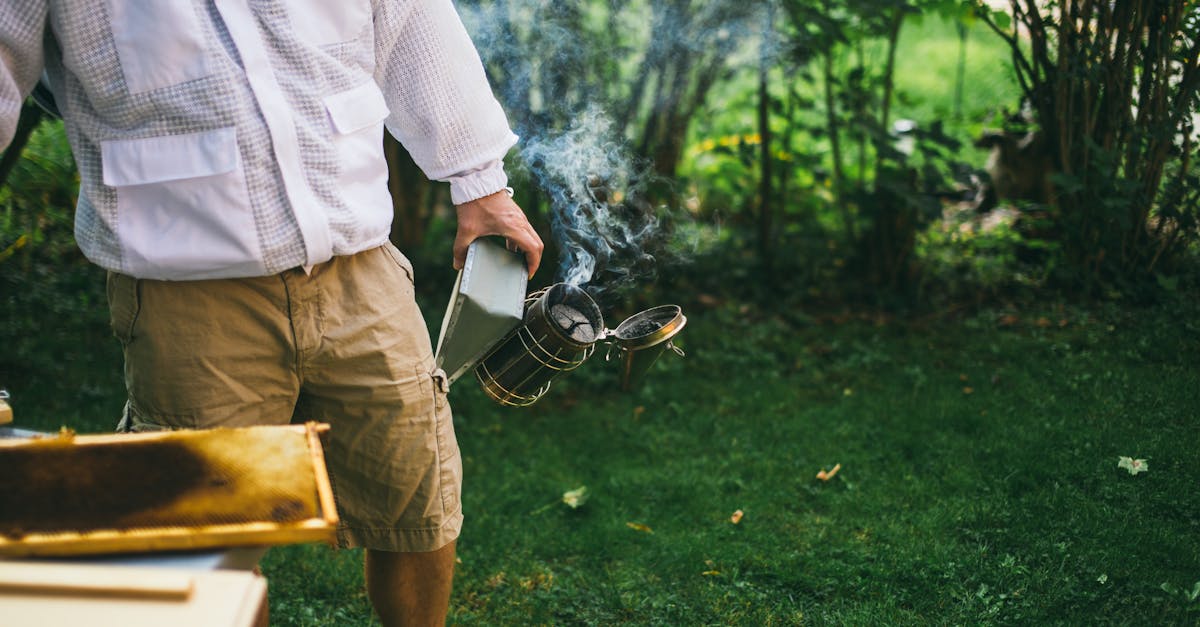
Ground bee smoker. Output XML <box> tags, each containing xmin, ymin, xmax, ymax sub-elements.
<box><xmin>474</xmin><ymin>284</ymin><xmax>687</xmax><ymax>406</ymax></box>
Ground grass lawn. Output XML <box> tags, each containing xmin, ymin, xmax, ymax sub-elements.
<box><xmin>3</xmin><ymin>262</ymin><xmax>1199</xmax><ymax>624</ymax></box>
<box><xmin>262</xmin><ymin>297</ymin><xmax>1200</xmax><ymax>625</ymax></box>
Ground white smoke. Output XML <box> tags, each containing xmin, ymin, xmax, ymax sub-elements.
<box><xmin>458</xmin><ymin>0</ymin><xmax>766</xmax><ymax>297</ymax></box>
<box><xmin>519</xmin><ymin>106</ymin><xmax>658</xmax><ymax>289</ymax></box>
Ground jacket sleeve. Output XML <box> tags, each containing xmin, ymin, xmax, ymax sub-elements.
<box><xmin>371</xmin><ymin>0</ymin><xmax>517</xmax><ymax>205</ymax></box>
<box><xmin>0</xmin><ymin>1</ymin><xmax>48</xmax><ymax>152</ymax></box>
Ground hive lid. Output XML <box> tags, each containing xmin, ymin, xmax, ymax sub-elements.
<box><xmin>434</xmin><ymin>238</ymin><xmax>528</xmax><ymax>385</ymax></box>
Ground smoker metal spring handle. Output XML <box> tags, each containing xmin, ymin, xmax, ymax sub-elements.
<box><xmin>602</xmin><ymin>339</ymin><xmax>686</xmax><ymax>368</ymax></box>
<box><xmin>602</xmin><ymin>339</ymin><xmax>626</xmax><ymax>363</ymax></box>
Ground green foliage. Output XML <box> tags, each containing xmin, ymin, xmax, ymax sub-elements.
<box><xmin>0</xmin><ymin>119</ymin><xmax>79</xmax><ymax>266</ymax></box>
<box><xmin>677</xmin><ymin>6</ymin><xmax>1029</xmax><ymax>306</ymax></box>
<box><xmin>975</xmin><ymin>0</ymin><xmax>1200</xmax><ymax>293</ymax></box>
<box><xmin>0</xmin><ymin>118</ymin><xmax>115</xmax><ymax>431</ymax></box>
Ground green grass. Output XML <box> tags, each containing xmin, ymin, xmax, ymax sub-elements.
<box><xmin>3</xmin><ymin>258</ymin><xmax>1198</xmax><ymax>625</ymax></box>
<box><xmin>268</xmin><ymin>297</ymin><xmax>1200</xmax><ymax>624</ymax></box>
<box><xmin>892</xmin><ymin>12</ymin><xmax>1024</xmax><ymax>129</ymax></box>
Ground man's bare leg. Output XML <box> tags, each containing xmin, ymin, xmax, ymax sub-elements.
<box><xmin>365</xmin><ymin>542</ymin><xmax>456</xmax><ymax>627</ymax></box>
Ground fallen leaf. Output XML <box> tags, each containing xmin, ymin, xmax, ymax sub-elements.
<box><xmin>730</xmin><ymin>510</ymin><xmax>744</xmax><ymax>524</ymax></box>
<box><xmin>816</xmin><ymin>463</ymin><xmax>842</xmax><ymax>481</ymax></box>
<box><xmin>562</xmin><ymin>486</ymin><xmax>590</xmax><ymax>509</ymax></box>
<box><xmin>626</xmin><ymin>522</ymin><xmax>654</xmax><ymax>534</ymax></box>
<box><xmin>701</xmin><ymin>570</ymin><xmax>722</xmax><ymax>576</ymax></box>
<box><xmin>962</xmin><ymin>386</ymin><xmax>974</xmax><ymax>394</ymax></box>
<box><xmin>998</xmin><ymin>314</ymin><xmax>1019</xmax><ymax>327</ymax></box>
<box><xmin>633</xmin><ymin>406</ymin><xmax>646</xmax><ymax>417</ymax></box>
<box><xmin>1117</xmin><ymin>456</ymin><xmax>1149</xmax><ymax>475</ymax></box>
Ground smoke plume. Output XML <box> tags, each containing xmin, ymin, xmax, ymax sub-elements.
<box><xmin>520</xmin><ymin>109</ymin><xmax>661</xmax><ymax>293</ymax></box>
<box><xmin>459</xmin><ymin>3</ymin><xmax>669</xmax><ymax>303</ymax></box>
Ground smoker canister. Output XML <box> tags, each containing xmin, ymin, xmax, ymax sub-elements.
<box><xmin>609</xmin><ymin>305</ymin><xmax>687</xmax><ymax>391</ymax></box>
<box><xmin>475</xmin><ymin>283</ymin><xmax>604</xmax><ymax>407</ymax></box>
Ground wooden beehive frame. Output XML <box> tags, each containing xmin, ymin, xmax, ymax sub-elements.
<box><xmin>0</xmin><ymin>423</ymin><xmax>338</xmax><ymax>558</ymax></box>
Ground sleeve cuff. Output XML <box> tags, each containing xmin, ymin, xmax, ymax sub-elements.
<box><xmin>447</xmin><ymin>159</ymin><xmax>510</xmax><ymax>205</ymax></box>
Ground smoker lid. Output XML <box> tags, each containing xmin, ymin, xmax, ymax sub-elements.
<box><xmin>611</xmin><ymin>305</ymin><xmax>687</xmax><ymax>351</ymax></box>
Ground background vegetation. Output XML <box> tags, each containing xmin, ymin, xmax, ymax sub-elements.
<box><xmin>1</xmin><ymin>1</ymin><xmax>1198</xmax><ymax>625</ymax></box>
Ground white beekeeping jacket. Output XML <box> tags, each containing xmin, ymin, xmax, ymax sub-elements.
<box><xmin>0</xmin><ymin>0</ymin><xmax>517</xmax><ymax>280</ymax></box>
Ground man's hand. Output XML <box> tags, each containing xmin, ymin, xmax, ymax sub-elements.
<box><xmin>454</xmin><ymin>190</ymin><xmax>544</xmax><ymax>278</ymax></box>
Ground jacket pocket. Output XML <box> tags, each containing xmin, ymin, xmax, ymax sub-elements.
<box><xmin>107</xmin><ymin>0</ymin><xmax>213</xmax><ymax>94</ymax></box>
<box><xmin>323</xmin><ymin>82</ymin><xmax>394</xmax><ymax>237</ymax></box>
<box><xmin>102</xmin><ymin>128</ymin><xmax>266</xmax><ymax>279</ymax></box>
<box><xmin>289</xmin><ymin>0</ymin><xmax>372</xmax><ymax>47</ymax></box>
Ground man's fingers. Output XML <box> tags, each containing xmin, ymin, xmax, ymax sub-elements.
<box><xmin>524</xmin><ymin>248</ymin><xmax>541</xmax><ymax>278</ymax></box>
<box><xmin>452</xmin><ymin>236</ymin><xmax>471</xmax><ymax>271</ymax></box>
<box><xmin>511</xmin><ymin>229</ymin><xmax>543</xmax><ymax>278</ymax></box>
<box><xmin>454</xmin><ymin>190</ymin><xmax>544</xmax><ymax>277</ymax></box>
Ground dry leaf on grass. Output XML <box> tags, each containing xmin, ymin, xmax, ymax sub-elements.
<box><xmin>562</xmin><ymin>486</ymin><xmax>590</xmax><ymax>509</ymax></box>
<box><xmin>730</xmin><ymin>510</ymin><xmax>744</xmax><ymax>524</ymax></box>
<box><xmin>816</xmin><ymin>463</ymin><xmax>842</xmax><ymax>481</ymax></box>
<box><xmin>1117</xmin><ymin>456</ymin><xmax>1148</xmax><ymax>475</ymax></box>
<box><xmin>626</xmin><ymin>522</ymin><xmax>654</xmax><ymax>534</ymax></box>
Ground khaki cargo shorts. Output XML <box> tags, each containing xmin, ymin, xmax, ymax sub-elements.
<box><xmin>106</xmin><ymin>243</ymin><xmax>461</xmax><ymax>553</ymax></box>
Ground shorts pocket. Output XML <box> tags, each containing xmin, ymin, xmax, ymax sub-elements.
<box><xmin>429</xmin><ymin>369</ymin><xmax>461</xmax><ymax>515</ymax></box>
<box><xmin>102</xmin><ymin>128</ymin><xmax>266</xmax><ymax>279</ymax></box>
<box><xmin>107</xmin><ymin>0</ymin><xmax>212</xmax><ymax>93</ymax></box>
<box><xmin>380</xmin><ymin>242</ymin><xmax>415</xmax><ymax>286</ymax></box>
<box><xmin>105</xmin><ymin>271</ymin><xmax>140</xmax><ymax>346</ymax></box>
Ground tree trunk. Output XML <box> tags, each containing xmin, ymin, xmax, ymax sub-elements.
<box><xmin>384</xmin><ymin>134</ymin><xmax>433</xmax><ymax>252</ymax></box>
<box><xmin>823</xmin><ymin>49</ymin><xmax>853</xmax><ymax>242</ymax></box>
<box><xmin>757</xmin><ymin>1</ymin><xmax>775</xmax><ymax>271</ymax></box>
